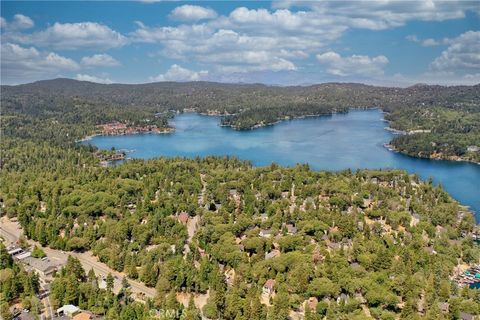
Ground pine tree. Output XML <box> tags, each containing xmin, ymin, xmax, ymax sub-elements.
<box><xmin>181</xmin><ymin>297</ymin><xmax>201</xmax><ymax>320</ymax></box>
<box><xmin>106</xmin><ymin>273</ymin><xmax>114</xmax><ymax>292</ymax></box>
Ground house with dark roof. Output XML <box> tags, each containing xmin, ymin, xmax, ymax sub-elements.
<box><xmin>22</xmin><ymin>256</ymin><xmax>58</xmax><ymax>279</ymax></box>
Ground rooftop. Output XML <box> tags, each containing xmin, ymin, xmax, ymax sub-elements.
<box><xmin>22</xmin><ymin>256</ymin><xmax>57</xmax><ymax>273</ymax></box>
<box><xmin>264</xmin><ymin>279</ymin><xmax>276</xmax><ymax>290</ymax></box>
<box><xmin>57</xmin><ymin>304</ymin><xmax>80</xmax><ymax>315</ymax></box>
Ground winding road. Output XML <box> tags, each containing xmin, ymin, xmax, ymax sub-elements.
<box><xmin>0</xmin><ymin>217</ymin><xmax>156</xmax><ymax>300</ymax></box>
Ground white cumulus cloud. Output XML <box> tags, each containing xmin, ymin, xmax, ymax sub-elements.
<box><xmin>75</xmin><ymin>74</ymin><xmax>113</xmax><ymax>84</ymax></box>
<box><xmin>10</xmin><ymin>22</ymin><xmax>127</xmax><ymax>50</ymax></box>
<box><xmin>430</xmin><ymin>31</ymin><xmax>480</xmax><ymax>73</ymax></box>
<box><xmin>81</xmin><ymin>54</ymin><xmax>120</xmax><ymax>67</ymax></box>
<box><xmin>1</xmin><ymin>43</ymin><xmax>79</xmax><ymax>84</ymax></box>
<box><xmin>406</xmin><ymin>34</ymin><xmax>452</xmax><ymax>46</ymax></box>
<box><xmin>1</xmin><ymin>14</ymin><xmax>34</xmax><ymax>30</ymax></box>
<box><xmin>316</xmin><ymin>51</ymin><xmax>389</xmax><ymax>76</ymax></box>
<box><xmin>11</xmin><ymin>14</ymin><xmax>34</xmax><ymax>29</ymax></box>
<box><xmin>149</xmin><ymin>64</ymin><xmax>208</xmax><ymax>82</ymax></box>
<box><xmin>274</xmin><ymin>1</ymin><xmax>479</xmax><ymax>29</ymax></box>
<box><xmin>170</xmin><ymin>5</ymin><xmax>217</xmax><ymax>21</ymax></box>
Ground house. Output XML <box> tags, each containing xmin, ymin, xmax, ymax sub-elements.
<box><xmin>177</xmin><ymin>212</ymin><xmax>189</xmax><ymax>224</ymax></box>
<box><xmin>304</xmin><ymin>297</ymin><xmax>318</xmax><ymax>311</ymax></box>
<box><xmin>259</xmin><ymin>229</ymin><xmax>273</xmax><ymax>238</ymax></box>
<box><xmin>224</xmin><ymin>268</ymin><xmax>236</xmax><ymax>287</ymax></box>
<box><xmin>16</xmin><ymin>251</ymin><xmax>33</xmax><ymax>260</ymax></box>
<box><xmin>21</xmin><ymin>256</ymin><xmax>57</xmax><ymax>279</ymax></box>
<box><xmin>57</xmin><ymin>304</ymin><xmax>80</xmax><ymax>317</ymax></box>
<box><xmin>126</xmin><ymin>203</ymin><xmax>136</xmax><ymax>213</ymax></box>
<box><xmin>235</xmin><ymin>235</ymin><xmax>247</xmax><ymax>244</ymax></box>
<box><xmin>7</xmin><ymin>247</ymin><xmax>23</xmax><ymax>256</ymax></box>
<box><xmin>342</xmin><ymin>238</ymin><xmax>353</xmax><ymax>249</ymax></box>
<box><xmin>99</xmin><ymin>279</ymin><xmax>107</xmax><ymax>289</ymax></box>
<box><xmin>467</xmin><ymin>146</ymin><xmax>479</xmax><ymax>152</ymax></box>
<box><xmin>336</xmin><ymin>293</ymin><xmax>349</xmax><ymax>303</ymax></box>
<box><xmin>460</xmin><ymin>312</ymin><xmax>475</xmax><ymax>320</ymax></box>
<box><xmin>327</xmin><ymin>241</ymin><xmax>341</xmax><ymax>250</ymax></box>
<box><xmin>72</xmin><ymin>312</ymin><xmax>93</xmax><ymax>320</ymax></box>
<box><xmin>285</xmin><ymin>223</ymin><xmax>297</xmax><ymax>235</ymax></box>
<box><xmin>263</xmin><ymin>279</ymin><xmax>276</xmax><ymax>295</ymax></box>
<box><xmin>265</xmin><ymin>249</ymin><xmax>280</xmax><ymax>260</ymax></box>
<box><xmin>198</xmin><ymin>247</ymin><xmax>206</xmax><ymax>258</ymax></box>
<box><xmin>410</xmin><ymin>213</ymin><xmax>421</xmax><ymax>227</ymax></box>
<box><xmin>259</xmin><ymin>214</ymin><xmax>268</xmax><ymax>222</ymax></box>
<box><xmin>438</xmin><ymin>302</ymin><xmax>449</xmax><ymax>313</ymax></box>
<box><xmin>14</xmin><ymin>311</ymin><xmax>37</xmax><ymax>320</ymax></box>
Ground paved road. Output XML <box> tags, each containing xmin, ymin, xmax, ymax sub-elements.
<box><xmin>40</xmin><ymin>283</ymin><xmax>53</xmax><ymax>320</ymax></box>
<box><xmin>0</xmin><ymin>217</ymin><xmax>156</xmax><ymax>300</ymax></box>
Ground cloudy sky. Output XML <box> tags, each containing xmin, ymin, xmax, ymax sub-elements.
<box><xmin>1</xmin><ymin>1</ymin><xmax>479</xmax><ymax>86</ymax></box>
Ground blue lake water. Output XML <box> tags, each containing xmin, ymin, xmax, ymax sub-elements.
<box><xmin>84</xmin><ymin>109</ymin><xmax>480</xmax><ymax>218</ymax></box>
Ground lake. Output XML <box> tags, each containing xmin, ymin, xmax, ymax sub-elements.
<box><xmin>85</xmin><ymin>109</ymin><xmax>480</xmax><ymax>218</ymax></box>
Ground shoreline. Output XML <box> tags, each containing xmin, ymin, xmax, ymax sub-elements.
<box><xmin>222</xmin><ymin>111</ymin><xmax>347</xmax><ymax>131</ymax></box>
<box><xmin>383</xmin><ymin>143</ymin><xmax>480</xmax><ymax>165</ymax></box>
<box><xmin>78</xmin><ymin>127</ymin><xmax>174</xmax><ymax>142</ymax></box>
<box><xmin>76</xmin><ymin>133</ymin><xmax>100</xmax><ymax>143</ymax></box>
<box><xmin>79</xmin><ymin>110</ymin><xmax>479</xmax><ymax>166</ymax></box>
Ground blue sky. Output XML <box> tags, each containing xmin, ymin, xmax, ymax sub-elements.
<box><xmin>1</xmin><ymin>1</ymin><xmax>479</xmax><ymax>86</ymax></box>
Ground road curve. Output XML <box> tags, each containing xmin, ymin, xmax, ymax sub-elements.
<box><xmin>0</xmin><ymin>217</ymin><xmax>156</xmax><ymax>299</ymax></box>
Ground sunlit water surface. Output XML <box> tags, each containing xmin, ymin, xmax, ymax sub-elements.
<box><xmin>85</xmin><ymin>109</ymin><xmax>480</xmax><ymax>218</ymax></box>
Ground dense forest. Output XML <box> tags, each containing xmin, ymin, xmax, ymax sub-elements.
<box><xmin>386</xmin><ymin>106</ymin><xmax>480</xmax><ymax>163</ymax></box>
<box><xmin>2</xmin><ymin>147</ymin><xmax>480</xmax><ymax>318</ymax></box>
<box><xmin>0</xmin><ymin>243</ymin><xmax>41</xmax><ymax>319</ymax></box>
<box><xmin>2</xmin><ymin>79</ymin><xmax>479</xmax><ymax>162</ymax></box>
<box><xmin>1</xmin><ymin>79</ymin><xmax>480</xmax><ymax>319</ymax></box>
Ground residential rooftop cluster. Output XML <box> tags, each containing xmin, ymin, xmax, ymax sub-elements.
<box><xmin>7</xmin><ymin>244</ymin><xmax>60</xmax><ymax>282</ymax></box>
<box><xmin>97</xmin><ymin>121</ymin><xmax>168</xmax><ymax>136</ymax></box>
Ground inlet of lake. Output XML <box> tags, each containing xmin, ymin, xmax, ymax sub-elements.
<box><xmin>84</xmin><ymin>109</ymin><xmax>480</xmax><ymax>219</ymax></box>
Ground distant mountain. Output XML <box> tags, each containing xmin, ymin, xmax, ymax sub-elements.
<box><xmin>2</xmin><ymin>78</ymin><xmax>479</xmax><ymax>115</ymax></box>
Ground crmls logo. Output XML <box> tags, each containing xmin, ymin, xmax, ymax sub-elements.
<box><xmin>149</xmin><ymin>308</ymin><xmax>182</xmax><ymax>319</ymax></box>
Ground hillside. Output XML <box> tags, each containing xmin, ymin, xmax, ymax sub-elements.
<box><xmin>2</xmin><ymin>79</ymin><xmax>479</xmax><ymax>162</ymax></box>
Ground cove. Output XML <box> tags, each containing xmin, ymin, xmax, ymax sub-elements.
<box><xmin>84</xmin><ymin>109</ymin><xmax>480</xmax><ymax>219</ymax></box>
